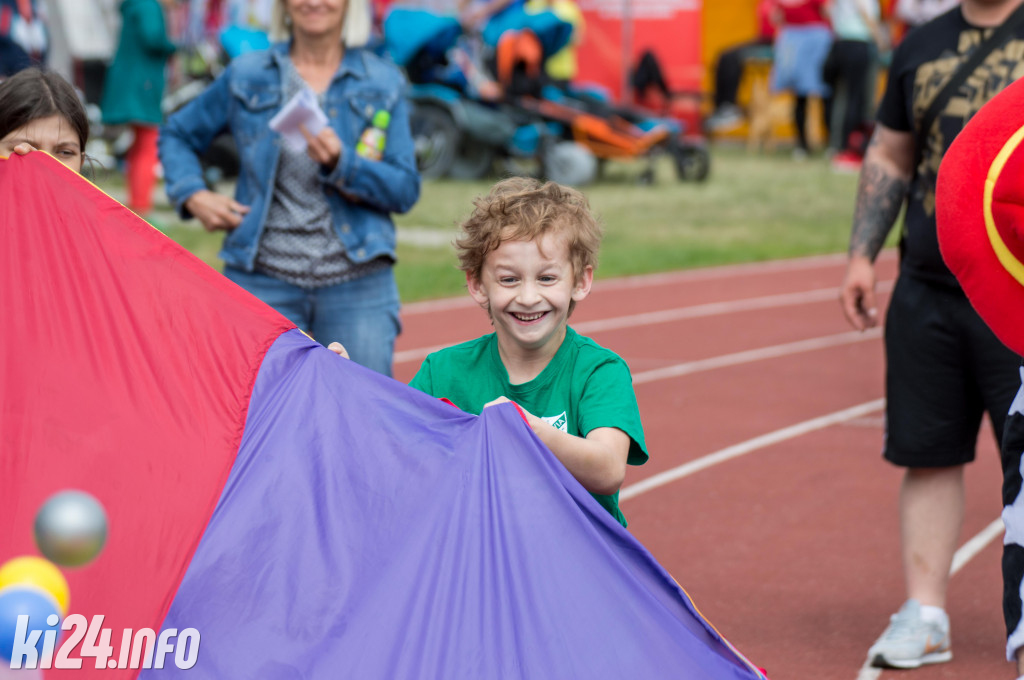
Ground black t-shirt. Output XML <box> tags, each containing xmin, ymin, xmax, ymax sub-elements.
<box><xmin>876</xmin><ymin>6</ymin><xmax>1024</xmax><ymax>286</ymax></box>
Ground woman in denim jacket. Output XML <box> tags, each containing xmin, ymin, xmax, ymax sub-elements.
<box><xmin>159</xmin><ymin>0</ymin><xmax>420</xmax><ymax>377</ymax></box>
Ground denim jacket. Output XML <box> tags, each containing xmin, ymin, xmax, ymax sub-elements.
<box><xmin>159</xmin><ymin>44</ymin><xmax>420</xmax><ymax>271</ymax></box>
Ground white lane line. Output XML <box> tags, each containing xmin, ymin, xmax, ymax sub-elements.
<box><xmin>853</xmin><ymin>518</ymin><xmax>1004</xmax><ymax>680</ymax></box>
<box><xmin>856</xmin><ymin>663</ymin><xmax>882</xmax><ymax>680</ymax></box>
<box><xmin>575</xmin><ymin>285</ymin><xmax>870</xmax><ymax>335</ymax></box>
<box><xmin>951</xmin><ymin>518</ymin><xmax>1004</xmax><ymax>575</ymax></box>
<box><xmin>620</xmin><ymin>399</ymin><xmax>886</xmax><ymax>501</ymax></box>
<box><xmin>395</xmin><ymin>282</ymin><xmax>892</xmax><ymax>364</ymax></box>
<box><xmin>632</xmin><ymin>329</ymin><xmax>881</xmax><ymax>385</ymax></box>
<box><xmin>401</xmin><ymin>250</ymin><xmax>899</xmax><ymax>315</ymax></box>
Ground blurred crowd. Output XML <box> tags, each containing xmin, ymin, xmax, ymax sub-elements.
<box><xmin>704</xmin><ymin>0</ymin><xmax>962</xmax><ymax>171</ymax></box>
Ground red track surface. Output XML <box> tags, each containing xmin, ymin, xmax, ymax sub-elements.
<box><xmin>395</xmin><ymin>253</ymin><xmax>1009</xmax><ymax>680</ymax></box>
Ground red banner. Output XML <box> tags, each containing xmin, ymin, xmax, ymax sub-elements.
<box><xmin>576</xmin><ymin>0</ymin><xmax>703</xmax><ymax>99</ymax></box>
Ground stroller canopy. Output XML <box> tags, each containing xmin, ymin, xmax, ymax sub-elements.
<box><xmin>383</xmin><ymin>9</ymin><xmax>463</xmax><ymax>67</ymax></box>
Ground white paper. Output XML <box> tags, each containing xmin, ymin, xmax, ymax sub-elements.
<box><xmin>268</xmin><ymin>88</ymin><xmax>329</xmax><ymax>151</ymax></box>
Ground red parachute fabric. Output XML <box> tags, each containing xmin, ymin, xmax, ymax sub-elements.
<box><xmin>0</xmin><ymin>152</ymin><xmax>293</xmax><ymax>678</ymax></box>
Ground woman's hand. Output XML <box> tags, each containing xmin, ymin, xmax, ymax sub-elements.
<box><xmin>184</xmin><ymin>190</ymin><xmax>249</xmax><ymax>231</ymax></box>
<box><xmin>300</xmin><ymin>124</ymin><xmax>342</xmax><ymax>170</ymax></box>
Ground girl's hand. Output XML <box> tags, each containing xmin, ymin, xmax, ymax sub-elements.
<box><xmin>184</xmin><ymin>190</ymin><xmax>249</xmax><ymax>231</ymax></box>
<box><xmin>11</xmin><ymin>142</ymin><xmax>38</xmax><ymax>155</ymax></box>
<box><xmin>300</xmin><ymin>124</ymin><xmax>342</xmax><ymax>170</ymax></box>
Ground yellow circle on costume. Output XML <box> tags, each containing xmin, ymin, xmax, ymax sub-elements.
<box><xmin>0</xmin><ymin>556</ymin><xmax>69</xmax><ymax>615</ymax></box>
<box><xmin>983</xmin><ymin>122</ymin><xmax>1024</xmax><ymax>287</ymax></box>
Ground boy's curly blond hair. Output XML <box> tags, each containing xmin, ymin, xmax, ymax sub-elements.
<box><xmin>455</xmin><ymin>177</ymin><xmax>603</xmax><ymax>284</ymax></box>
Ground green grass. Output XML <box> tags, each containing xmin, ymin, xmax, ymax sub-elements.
<box><xmin>111</xmin><ymin>146</ymin><xmax>875</xmax><ymax>303</ymax></box>
<box><xmin>390</xmin><ymin>147</ymin><xmax>867</xmax><ymax>300</ymax></box>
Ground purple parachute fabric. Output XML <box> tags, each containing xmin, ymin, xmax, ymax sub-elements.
<box><xmin>147</xmin><ymin>329</ymin><xmax>763</xmax><ymax>679</ymax></box>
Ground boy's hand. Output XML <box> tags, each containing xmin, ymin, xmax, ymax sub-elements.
<box><xmin>484</xmin><ymin>397</ymin><xmax>534</xmax><ymax>427</ymax></box>
<box><xmin>327</xmin><ymin>342</ymin><xmax>350</xmax><ymax>359</ymax></box>
<box><xmin>486</xmin><ymin>396</ymin><xmax>629</xmax><ymax>495</ymax></box>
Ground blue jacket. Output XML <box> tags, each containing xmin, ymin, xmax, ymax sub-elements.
<box><xmin>159</xmin><ymin>44</ymin><xmax>420</xmax><ymax>271</ymax></box>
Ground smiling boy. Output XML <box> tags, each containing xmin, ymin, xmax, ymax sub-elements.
<box><xmin>408</xmin><ymin>177</ymin><xmax>648</xmax><ymax>526</ymax></box>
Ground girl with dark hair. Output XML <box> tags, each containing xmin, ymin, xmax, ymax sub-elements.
<box><xmin>0</xmin><ymin>67</ymin><xmax>89</xmax><ymax>173</ymax></box>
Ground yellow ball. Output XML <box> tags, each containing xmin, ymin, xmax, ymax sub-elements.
<box><xmin>0</xmin><ymin>557</ymin><xmax>69</xmax><ymax>616</ymax></box>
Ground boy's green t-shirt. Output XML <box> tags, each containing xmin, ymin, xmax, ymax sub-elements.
<box><xmin>409</xmin><ymin>327</ymin><xmax>648</xmax><ymax>526</ymax></box>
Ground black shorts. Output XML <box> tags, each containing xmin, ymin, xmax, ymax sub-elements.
<box><xmin>884</xmin><ymin>275</ymin><xmax>1021</xmax><ymax>467</ymax></box>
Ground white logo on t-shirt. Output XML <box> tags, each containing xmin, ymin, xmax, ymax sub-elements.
<box><xmin>541</xmin><ymin>412</ymin><xmax>568</xmax><ymax>432</ymax></box>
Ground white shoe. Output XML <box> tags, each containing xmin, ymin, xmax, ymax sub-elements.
<box><xmin>867</xmin><ymin>599</ymin><xmax>952</xmax><ymax>669</ymax></box>
<box><xmin>705</xmin><ymin>104</ymin><xmax>744</xmax><ymax>132</ymax></box>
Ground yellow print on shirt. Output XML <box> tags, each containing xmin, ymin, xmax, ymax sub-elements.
<box><xmin>913</xmin><ymin>34</ymin><xmax>1024</xmax><ymax>215</ymax></box>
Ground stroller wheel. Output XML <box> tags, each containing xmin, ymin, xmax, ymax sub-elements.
<box><xmin>542</xmin><ymin>141</ymin><xmax>597</xmax><ymax>187</ymax></box>
<box><xmin>410</xmin><ymin>102</ymin><xmax>459</xmax><ymax>179</ymax></box>
<box><xmin>449</xmin><ymin>138</ymin><xmax>496</xmax><ymax>181</ymax></box>
<box><xmin>673</xmin><ymin>143</ymin><xmax>711</xmax><ymax>182</ymax></box>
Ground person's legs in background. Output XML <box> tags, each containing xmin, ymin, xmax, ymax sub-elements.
<box><xmin>309</xmin><ymin>266</ymin><xmax>401</xmax><ymax>378</ymax></box>
<box><xmin>773</xmin><ymin>25</ymin><xmax>832</xmax><ymax>158</ymax></box>
<box><xmin>126</xmin><ymin>124</ymin><xmax>160</xmax><ymax>217</ymax></box>
<box><xmin>223</xmin><ymin>266</ymin><xmax>401</xmax><ymax>377</ymax></box>
<box><xmin>706</xmin><ymin>40</ymin><xmax>769</xmax><ymax>131</ymax></box>
<box><xmin>714</xmin><ymin>45</ymin><xmax>747</xmax><ymax>110</ymax></box>
<box><xmin>792</xmin><ymin>95</ymin><xmax>810</xmax><ymax>156</ymax></box>
<box><xmin>222</xmin><ymin>267</ymin><xmax>312</xmax><ymax>331</ymax></box>
<box><xmin>824</xmin><ymin>39</ymin><xmax>874</xmax><ymax>171</ymax></box>
<box><xmin>837</xmin><ymin>41</ymin><xmax>870</xmax><ymax>154</ymax></box>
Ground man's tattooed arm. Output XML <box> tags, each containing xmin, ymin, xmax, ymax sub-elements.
<box><xmin>848</xmin><ymin>127</ymin><xmax>915</xmax><ymax>261</ymax></box>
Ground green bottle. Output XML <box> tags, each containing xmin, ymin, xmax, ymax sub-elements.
<box><xmin>356</xmin><ymin>110</ymin><xmax>391</xmax><ymax>161</ymax></box>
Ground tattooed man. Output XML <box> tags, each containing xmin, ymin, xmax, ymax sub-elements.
<box><xmin>839</xmin><ymin>0</ymin><xmax>1024</xmax><ymax>672</ymax></box>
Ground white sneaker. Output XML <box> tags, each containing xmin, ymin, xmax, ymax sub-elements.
<box><xmin>868</xmin><ymin>599</ymin><xmax>952</xmax><ymax>669</ymax></box>
<box><xmin>705</xmin><ymin>104</ymin><xmax>744</xmax><ymax>132</ymax></box>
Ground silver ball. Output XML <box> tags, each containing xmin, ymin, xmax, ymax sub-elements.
<box><xmin>34</xmin><ymin>491</ymin><xmax>108</xmax><ymax>568</ymax></box>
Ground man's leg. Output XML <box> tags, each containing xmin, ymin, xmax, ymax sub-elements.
<box><xmin>870</xmin><ymin>277</ymin><xmax>968</xmax><ymax>668</ymax></box>
<box><xmin>868</xmin><ymin>471</ymin><xmax>959</xmax><ymax>670</ymax></box>
<box><xmin>901</xmin><ymin>465</ymin><xmax>965</xmax><ymax>609</ymax></box>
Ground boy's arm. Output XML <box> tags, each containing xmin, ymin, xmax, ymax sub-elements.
<box><xmin>485</xmin><ymin>397</ymin><xmax>630</xmax><ymax>496</ymax></box>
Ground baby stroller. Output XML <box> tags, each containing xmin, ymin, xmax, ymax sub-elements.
<box><xmin>386</xmin><ymin>5</ymin><xmax>707</xmax><ymax>184</ymax></box>
<box><xmin>385</xmin><ymin>7</ymin><xmax>597</xmax><ymax>185</ymax></box>
<box><xmin>493</xmin><ymin>28</ymin><xmax>704</xmax><ymax>184</ymax></box>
